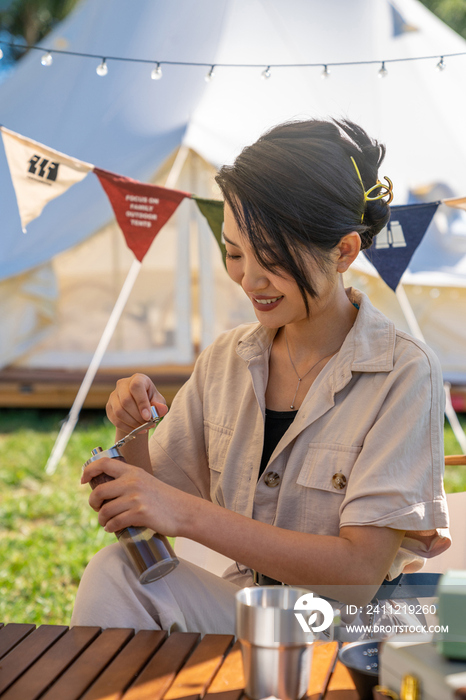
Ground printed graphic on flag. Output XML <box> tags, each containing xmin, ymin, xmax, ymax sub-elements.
<box><xmin>363</xmin><ymin>202</ymin><xmax>439</xmax><ymax>291</ymax></box>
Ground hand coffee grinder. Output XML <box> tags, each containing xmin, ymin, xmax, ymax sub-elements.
<box><xmin>83</xmin><ymin>406</ymin><xmax>179</xmax><ymax>584</ymax></box>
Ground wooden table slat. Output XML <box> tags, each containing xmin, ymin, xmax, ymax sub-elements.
<box><xmin>81</xmin><ymin>629</ymin><xmax>167</xmax><ymax>700</ymax></box>
<box><xmin>0</xmin><ymin>625</ymin><xmax>67</xmax><ymax>695</ymax></box>
<box><xmin>304</xmin><ymin>641</ymin><xmax>340</xmax><ymax>699</ymax></box>
<box><xmin>0</xmin><ymin>623</ymin><xmax>358</xmax><ymax>700</ymax></box>
<box><xmin>0</xmin><ymin>624</ymin><xmax>36</xmax><ymax>661</ymax></box>
<box><xmin>0</xmin><ymin>626</ymin><xmax>100</xmax><ymax>700</ymax></box>
<box><xmin>39</xmin><ymin>628</ymin><xmax>134</xmax><ymax>700</ymax></box>
<box><xmin>164</xmin><ymin>634</ymin><xmax>234</xmax><ymax>700</ymax></box>
<box><xmin>204</xmin><ymin>640</ymin><xmax>245</xmax><ymax>700</ymax></box>
<box><xmin>324</xmin><ymin>656</ymin><xmax>359</xmax><ymax>699</ymax></box>
<box><xmin>122</xmin><ymin>632</ymin><xmax>200</xmax><ymax>700</ymax></box>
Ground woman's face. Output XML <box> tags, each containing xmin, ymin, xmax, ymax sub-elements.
<box><xmin>223</xmin><ymin>203</ymin><xmax>339</xmax><ymax>328</ymax></box>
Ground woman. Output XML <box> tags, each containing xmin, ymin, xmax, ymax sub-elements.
<box><xmin>72</xmin><ymin>119</ymin><xmax>450</xmax><ymax>636</ymax></box>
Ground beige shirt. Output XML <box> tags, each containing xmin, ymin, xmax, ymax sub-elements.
<box><xmin>150</xmin><ymin>288</ymin><xmax>450</xmax><ymax>580</ymax></box>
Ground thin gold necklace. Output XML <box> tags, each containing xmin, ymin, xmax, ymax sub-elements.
<box><xmin>284</xmin><ymin>328</ymin><xmax>339</xmax><ymax>409</ymax></box>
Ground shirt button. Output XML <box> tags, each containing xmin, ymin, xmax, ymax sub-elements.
<box><xmin>332</xmin><ymin>472</ymin><xmax>347</xmax><ymax>489</ymax></box>
<box><xmin>264</xmin><ymin>472</ymin><xmax>280</xmax><ymax>487</ymax></box>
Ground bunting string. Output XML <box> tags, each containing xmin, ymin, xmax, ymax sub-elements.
<box><xmin>1</xmin><ymin>124</ymin><xmax>465</xmax><ymax>290</ymax></box>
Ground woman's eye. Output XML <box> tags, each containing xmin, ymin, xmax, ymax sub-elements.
<box><xmin>225</xmin><ymin>252</ymin><xmax>241</xmax><ymax>260</ymax></box>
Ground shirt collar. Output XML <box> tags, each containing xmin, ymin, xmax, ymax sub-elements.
<box><xmin>332</xmin><ymin>288</ymin><xmax>396</xmax><ymax>393</ymax></box>
<box><xmin>235</xmin><ymin>288</ymin><xmax>396</xmax><ymax>386</ymax></box>
<box><xmin>235</xmin><ymin>323</ymin><xmax>276</xmax><ymax>362</ymax></box>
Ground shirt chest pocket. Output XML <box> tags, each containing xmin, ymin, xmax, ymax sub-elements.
<box><xmin>297</xmin><ymin>442</ymin><xmax>362</xmax><ymax>495</ymax></box>
<box><xmin>203</xmin><ymin>420</ymin><xmax>233</xmax><ymax>506</ymax></box>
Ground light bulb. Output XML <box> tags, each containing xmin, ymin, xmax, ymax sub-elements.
<box><xmin>321</xmin><ymin>65</ymin><xmax>330</xmax><ymax>79</ymax></box>
<box><xmin>436</xmin><ymin>57</ymin><xmax>446</xmax><ymax>71</ymax></box>
<box><xmin>261</xmin><ymin>66</ymin><xmax>271</xmax><ymax>80</ymax></box>
<box><xmin>378</xmin><ymin>62</ymin><xmax>388</xmax><ymax>78</ymax></box>
<box><xmin>41</xmin><ymin>51</ymin><xmax>53</xmax><ymax>67</ymax></box>
<box><xmin>151</xmin><ymin>63</ymin><xmax>162</xmax><ymax>80</ymax></box>
<box><xmin>96</xmin><ymin>59</ymin><xmax>108</xmax><ymax>76</ymax></box>
<box><xmin>0</xmin><ymin>48</ymin><xmax>3</xmax><ymax>60</ymax></box>
<box><xmin>205</xmin><ymin>66</ymin><xmax>215</xmax><ymax>82</ymax></box>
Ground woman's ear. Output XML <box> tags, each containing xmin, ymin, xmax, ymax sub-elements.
<box><xmin>336</xmin><ymin>232</ymin><xmax>361</xmax><ymax>273</ymax></box>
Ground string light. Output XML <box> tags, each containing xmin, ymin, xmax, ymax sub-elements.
<box><xmin>0</xmin><ymin>40</ymin><xmax>465</xmax><ymax>79</ymax></box>
<box><xmin>96</xmin><ymin>58</ymin><xmax>108</xmax><ymax>76</ymax></box>
<box><xmin>205</xmin><ymin>65</ymin><xmax>215</xmax><ymax>82</ymax></box>
<box><xmin>321</xmin><ymin>64</ymin><xmax>330</xmax><ymax>79</ymax></box>
<box><xmin>261</xmin><ymin>66</ymin><xmax>271</xmax><ymax>79</ymax></box>
<box><xmin>40</xmin><ymin>51</ymin><xmax>53</xmax><ymax>67</ymax></box>
<box><xmin>151</xmin><ymin>62</ymin><xmax>162</xmax><ymax>80</ymax></box>
<box><xmin>378</xmin><ymin>61</ymin><xmax>388</xmax><ymax>78</ymax></box>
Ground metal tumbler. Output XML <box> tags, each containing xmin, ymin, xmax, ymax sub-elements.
<box><xmin>236</xmin><ymin>586</ymin><xmax>314</xmax><ymax>700</ymax></box>
<box><xmin>82</xmin><ymin>407</ymin><xmax>179</xmax><ymax>584</ymax></box>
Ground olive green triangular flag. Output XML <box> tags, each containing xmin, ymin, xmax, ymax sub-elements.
<box><xmin>192</xmin><ymin>196</ymin><xmax>225</xmax><ymax>266</ymax></box>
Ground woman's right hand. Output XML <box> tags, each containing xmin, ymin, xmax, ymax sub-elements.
<box><xmin>106</xmin><ymin>373</ymin><xmax>168</xmax><ymax>434</ymax></box>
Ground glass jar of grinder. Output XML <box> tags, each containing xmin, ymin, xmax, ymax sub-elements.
<box><xmin>83</xmin><ymin>406</ymin><xmax>179</xmax><ymax>584</ymax></box>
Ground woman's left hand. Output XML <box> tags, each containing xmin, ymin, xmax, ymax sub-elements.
<box><xmin>81</xmin><ymin>458</ymin><xmax>194</xmax><ymax>537</ymax></box>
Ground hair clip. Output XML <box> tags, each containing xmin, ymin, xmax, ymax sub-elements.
<box><xmin>350</xmin><ymin>156</ymin><xmax>393</xmax><ymax>222</ymax></box>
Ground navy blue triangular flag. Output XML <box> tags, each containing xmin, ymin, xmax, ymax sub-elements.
<box><xmin>363</xmin><ymin>202</ymin><xmax>439</xmax><ymax>291</ymax></box>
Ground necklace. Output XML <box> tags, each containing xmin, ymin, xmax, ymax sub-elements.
<box><xmin>284</xmin><ymin>328</ymin><xmax>339</xmax><ymax>409</ymax></box>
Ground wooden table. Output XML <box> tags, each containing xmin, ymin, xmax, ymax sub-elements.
<box><xmin>0</xmin><ymin>623</ymin><xmax>358</xmax><ymax>700</ymax></box>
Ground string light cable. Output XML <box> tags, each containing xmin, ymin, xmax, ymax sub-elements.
<box><xmin>0</xmin><ymin>39</ymin><xmax>465</xmax><ymax>77</ymax></box>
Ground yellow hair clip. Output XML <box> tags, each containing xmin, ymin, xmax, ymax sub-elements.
<box><xmin>350</xmin><ymin>156</ymin><xmax>393</xmax><ymax>222</ymax></box>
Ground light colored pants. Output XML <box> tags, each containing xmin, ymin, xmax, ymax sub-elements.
<box><xmin>71</xmin><ymin>543</ymin><xmax>426</xmax><ymax>640</ymax></box>
<box><xmin>70</xmin><ymin>543</ymin><xmax>248</xmax><ymax>633</ymax></box>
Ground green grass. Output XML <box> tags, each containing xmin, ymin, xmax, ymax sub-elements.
<box><xmin>0</xmin><ymin>409</ymin><xmax>116</xmax><ymax>626</ymax></box>
<box><xmin>0</xmin><ymin>408</ymin><xmax>465</xmax><ymax>626</ymax></box>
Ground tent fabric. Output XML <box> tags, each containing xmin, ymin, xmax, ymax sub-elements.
<box><xmin>2</xmin><ymin>0</ymin><xmax>466</xmax><ymax>282</ymax></box>
<box><xmin>0</xmin><ymin>263</ymin><xmax>58</xmax><ymax>368</ymax></box>
<box><xmin>5</xmin><ymin>149</ymin><xmax>254</xmax><ymax>370</ymax></box>
<box><xmin>1</xmin><ymin>0</ymin><xmax>466</xmax><ymax>378</ymax></box>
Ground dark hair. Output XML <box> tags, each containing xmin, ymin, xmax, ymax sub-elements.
<box><xmin>215</xmin><ymin>119</ymin><xmax>390</xmax><ymax>309</ymax></box>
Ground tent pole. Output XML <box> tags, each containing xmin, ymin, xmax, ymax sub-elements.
<box><xmin>395</xmin><ymin>283</ymin><xmax>466</xmax><ymax>453</ymax></box>
<box><xmin>169</xmin><ymin>146</ymin><xmax>192</xmax><ymax>364</ymax></box>
<box><xmin>45</xmin><ymin>259</ymin><xmax>142</xmax><ymax>474</ymax></box>
<box><xmin>45</xmin><ymin>145</ymin><xmax>191</xmax><ymax>475</ymax></box>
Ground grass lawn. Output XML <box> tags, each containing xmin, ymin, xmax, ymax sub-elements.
<box><xmin>1</xmin><ymin>407</ymin><xmax>465</xmax><ymax>626</ymax></box>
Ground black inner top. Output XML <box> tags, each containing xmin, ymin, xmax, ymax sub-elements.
<box><xmin>258</xmin><ymin>408</ymin><xmax>298</xmax><ymax>479</ymax></box>
<box><xmin>257</xmin><ymin>301</ymin><xmax>359</xmax><ymax>481</ymax></box>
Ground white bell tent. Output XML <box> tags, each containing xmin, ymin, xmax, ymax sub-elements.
<box><xmin>1</xmin><ymin>0</ymin><xmax>466</xmax><ymax>388</ymax></box>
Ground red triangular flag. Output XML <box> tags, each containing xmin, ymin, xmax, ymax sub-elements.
<box><xmin>94</xmin><ymin>167</ymin><xmax>189</xmax><ymax>262</ymax></box>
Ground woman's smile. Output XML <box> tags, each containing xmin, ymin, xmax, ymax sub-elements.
<box><xmin>251</xmin><ymin>295</ymin><xmax>284</xmax><ymax>311</ymax></box>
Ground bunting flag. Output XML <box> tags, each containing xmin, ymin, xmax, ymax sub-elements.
<box><xmin>94</xmin><ymin>168</ymin><xmax>190</xmax><ymax>262</ymax></box>
<box><xmin>0</xmin><ymin>126</ymin><xmax>93</xmax><ymax>232</ymax></box>
<box><xmin>363</xmin><ymin>202</ymin><xmax>439</xmax><ymax>291</ymax></box>
<box><xmin>444</xmin><ymin>196</ymin><xmax>466</xmax><ymax>211</ymax></box>
<box><xmin>0</xmin><ymin>125</ymin><xmax>456</xmax><ymax>285</ymax></box>
<box><xmin>192</xmin><ymin>196</ymin><xmax>226</xmax><ymax>265</ymax></box>
<box><xmin>390</xmin><ymin>3</ymin><xmax>418</xmax><ymax>37</ymax></box>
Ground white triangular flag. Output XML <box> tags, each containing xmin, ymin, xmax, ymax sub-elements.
<box><xmin>1</xmin><ymin>126</ymin><xmax>93</xmax><ymax>231</ymax></box>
